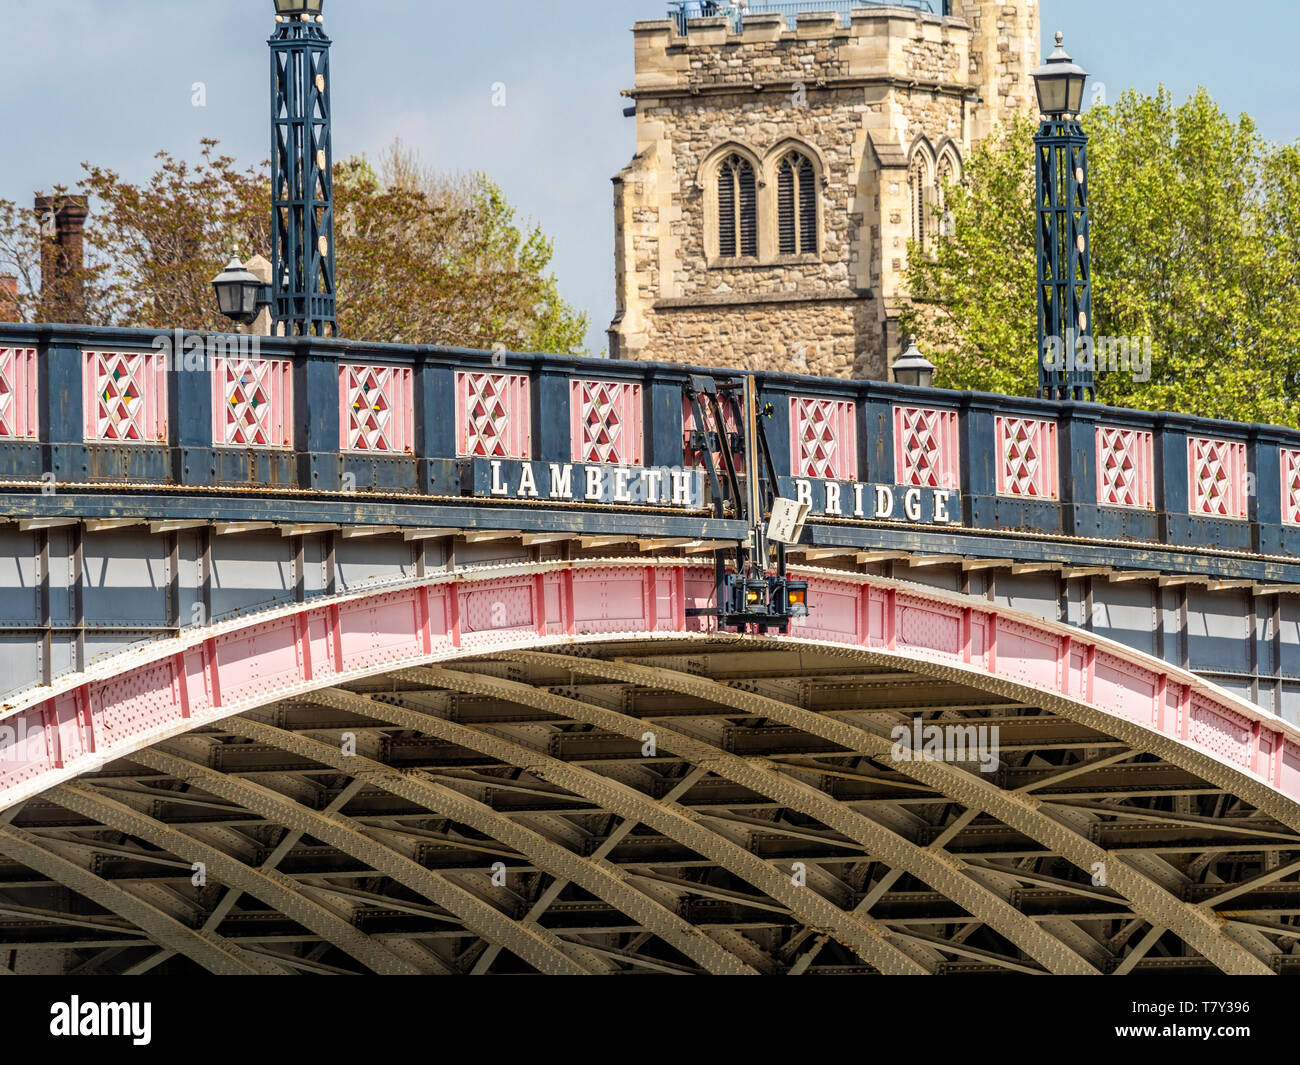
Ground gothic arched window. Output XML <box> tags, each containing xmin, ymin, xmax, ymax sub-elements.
<box><xmin>908</xmin><ymin>153</ymin><xmax>929</xmax><ymax>250</ymax></box>
<box><xmin>718</xmin><ymin>154</ymin><xmax>757</xmax><ymax>259</ymax></box>
<box><xmin>936</xmin><ymin>152</ymin><xmax>959</xmax><ymax>238</ymax></box>
<box><xmin>777</xmin><ymin>151</ymin><xmax>818</xmax><ymax>255</ymax></box>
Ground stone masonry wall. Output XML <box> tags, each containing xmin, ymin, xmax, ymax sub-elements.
<box><xmin>611</xmin><ymin>3</ymin><xmax>1039</xmax><ymax>380</ymax></box>
<box><xmin>648</xmin><ymin>298</ymin><xmax>879</xmax><ymax>379</ymax></box>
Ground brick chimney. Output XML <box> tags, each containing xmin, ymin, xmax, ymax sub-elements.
<box><xmin>35</xmin><ymin>194</ymin><xmax>90</xmax><ymax>323</ymax></box>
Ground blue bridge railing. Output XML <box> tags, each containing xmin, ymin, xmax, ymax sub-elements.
<box><xmin>669</xmin><ymin>0</ymin><xmax>950</xmax><ymax>35</ymax></box>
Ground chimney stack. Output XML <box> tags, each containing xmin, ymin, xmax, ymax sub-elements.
<box><xmin>35</xmin><ymin>194</ymin><xmax>90</xmax><ymax>323</ymax></box>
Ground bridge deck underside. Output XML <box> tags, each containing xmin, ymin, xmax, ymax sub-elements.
<box><xmin>2</xmin><ymin>641</ymin><xmax>1298</xmax><ymax>976</ymax></box>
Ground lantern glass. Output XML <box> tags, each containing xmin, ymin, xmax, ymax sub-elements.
<box><xmin>241</xmin><ymin>281</ymin><xmax>261</xmax><ymax>318</ymax></box>
<box><xmin>1035</xmin><ymin>74</ymin><xmax>1069</xmax><ymax>117</ymax></box>
<box><xmin>1066</xmin><ymin>73</ymin><xmax>1086</xmax><ymax>114</ymax></box>
<box><xmin>895</xmin><ymin>366</ymin><xmax>934</xmax><ymax>389</ymax></box>
<box><xmin>215</xmin><ymin>280</ymin><xmax>238</xmax><ymax>317</ymax></box>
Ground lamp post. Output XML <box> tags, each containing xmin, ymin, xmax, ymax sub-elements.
<box><xmin>1031</xmin><ymin>32</ymin><xmax>1092</xmax><ymax>402</ymax></box>
<box><xmin>892</xmin><ymin>339</ymin><xmax>936</xmax><ymax>389</ymax></box>
<box><xmin>211</xmin><ymin>255</ymin><xmax>271</xmax><ymax>331</ymax></box>
<box><xmin>269</xmin><ymin>0</ymin><xmax>337</xmax><ymax>336</ymax></box>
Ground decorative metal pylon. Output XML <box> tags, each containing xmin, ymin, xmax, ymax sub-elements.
<box><xmin>270</xmin><ymin>9</ymin><xmax>337</xmax><ymax>336</ymax></box>
<box><xmin>1035</xmin><ymin>105</ymin><xmax>1093</xmax><ymax>401</ymax></box>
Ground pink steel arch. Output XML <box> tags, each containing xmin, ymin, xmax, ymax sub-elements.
<box><xmin>2</xmin><ymin>562</ymin><xmax>1299</xmax><ymax>814</ymax></box>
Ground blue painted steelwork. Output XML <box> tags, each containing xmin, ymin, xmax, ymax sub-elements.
<box><xmin>6</xmin><ymin>323</ymin><xmax>1300</xmax><ymax>581</ymax></box>
<box><xmin>270</xmin><ymin>10</ymin><xmax>336</xmax><ymax>336</ymax></box>
<box><xmin>668</xmin><ymin>0</ymin><xmax>948</xmax><ymax>35</ymax></box>
<box><xmin>1035</xmin><ymin>116</ymin><xmax>1093</xmax><ymax>401</ymax></box>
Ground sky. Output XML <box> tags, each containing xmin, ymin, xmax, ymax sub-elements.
<box><xmin>1</xmin><ymin>0</ymin><xmax>1296</xmax><ymax>352</ymax></box>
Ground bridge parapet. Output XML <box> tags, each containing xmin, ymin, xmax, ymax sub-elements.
<box><xmin>0</xmin><ymin>323</ymin><xmax>1297</xmax><ymax>563</ymax></box>
<box><xmin>4</xmin><ymin>324</ymin><xmax>1300</xmax><ymax>719</ymax></box>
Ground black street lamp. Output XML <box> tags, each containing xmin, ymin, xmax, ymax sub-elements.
<box><xmin>892</xmin><ymin>340</ymin><xmax>936</xmax><ymax>389</ymax></box>
<box><xmin>1031</xmin><ymin>32</ymin><xmax>1094</xmax><ymax>402</ymax></box>
<box><xmin>211</xmin><ymin>255</ymin><xmax>270</xmax><ymax>328</ymax></box>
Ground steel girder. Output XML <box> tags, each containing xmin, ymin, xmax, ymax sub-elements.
<box><xmin>5</xmin><ymin>634</ymin><xmax>1300</xmax><ymax>974</ymax></box>
<box><xmin>45</xmin><ymin>783</ymin><xmax>423</xmax><ymax>976</ymax></box>
<box><xmin>0</xmin><ymin>824</ymin><xmax>282</xmax><ymax>976</ymax></box>
<box><xmin>401</xmin><ymin>665</ymin><xmax>1100</xmax><ymax>975</ymax></box>
<box><xmin>302</xmin><ymin>685</ymin><xmax>932</xmax><ymax>975</ymax></box>
<box><xmin>127</xmin><ymin>747</ymin><xmax>594</xmax><ymax>975</ymax></box>
<box><xmin>502</xmin><ymin>650</ymin><xmax>1276</xmax><ymax>976</ymax></box>
<box><xmin>217</xmin><ymin>715</ymin><xmax>759</xmax><ymax>975</ymax></box>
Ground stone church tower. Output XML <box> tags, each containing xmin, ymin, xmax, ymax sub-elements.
<box><xmin>609</xmin><ymin>1</ymin><xmax>1039</xmax><ymax>380</ymax></box>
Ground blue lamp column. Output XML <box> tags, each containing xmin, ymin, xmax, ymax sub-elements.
<box><xmin>1032</xmin><ymin>33</ymin><xmax>1092</xmax><ymax>402</ymax></box>
<box><xmin>270</xmin><ymin>0</ymin><xmax>337</xmax><ymax>337</ymax></box>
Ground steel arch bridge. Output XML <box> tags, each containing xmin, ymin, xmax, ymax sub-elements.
<box><xmin>3</xmin><ymin>563</ymin><xmax>1300</xmax><ymax>976</ymax></box>
<box><xmin>5</xmin><ymin>326</ymin><xmax>1300</xmax><ymax>975</ymax></box>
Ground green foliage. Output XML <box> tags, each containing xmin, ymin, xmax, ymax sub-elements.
<box><xmin>904</xmin><ymin>89</ymin><xmax>1300</xmax><ymax>426</ymax></box>
<box><xmin>901</xmin><ymin>115</ymin><xmax>1039</xmax><ymax>397</ymax></box>
<box><xmin>335</xmin><ymin>157</ymin><xmax>589</xmax><ymax>352</ymax></box>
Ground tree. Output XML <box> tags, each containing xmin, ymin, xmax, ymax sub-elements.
<box><xmin>81</xmin><ymin>139</ymin><xmax>269</xmax><ymax>332</ymax></box>
<box><xmin>0</xmin><ymin>196</ymin><xmax>46</xmax><ymax>323</ymax></box>
<box><xmin>903</xmin><ymin>89</ymin><xmax>1300</xmax><ymax>425</ymax></box>
<box><xmin>335</xmin><ymin>143</ymin><xmax>589</xmax><ymax>351</ymax></box>
<box><xmin>901</xmin><ymin>115</ymin><xmax>1039</xmax><ymax>398</ymax></box>
<box><xmin>0</xmin><ymin>138</ymin><xmax>589</xmax><ymax>354</ymax></box>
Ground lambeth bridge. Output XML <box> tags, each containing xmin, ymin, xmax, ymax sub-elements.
<box><xmin>2</xmin><ymin>323</ymin><xmax>1300</xmax><ymax>976</ymax></box>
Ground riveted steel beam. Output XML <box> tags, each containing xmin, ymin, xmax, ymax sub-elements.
<box><xmin>219</xmin><ymin>716</ymin><xmax>758</xmax><ymax>975</ymax></box>
<box><xmin>127</xmin><ymin>747</ymin><xmax>594</xmax><ymax>976</ymax></box>
<box><xmin>46</xmin><ymin>782</ymin><xmax>424</xmax><ymax>976</ymax></box>
<box><xmin>0</xmin><ymin>824</ymin><xmax>281</xmax><ymax>976</ymax></box>
<box><xmin>309</xmin><ymin>685</ymin><xmax>933</xmax><ymax>975</ymax></box>
<box><xmin>518</xmin><ymin>650</ymin><xmax>1280</xmax><ymax>976</ymax></box>
<box><xmin>463</xmin><ymin>659</ymin><xmax>1100</xmax><ymax>976</ymax></box>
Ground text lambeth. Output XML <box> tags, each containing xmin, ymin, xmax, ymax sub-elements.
<box><xmin>470</xmin><ymin>460</ymin><xmax>707</xmax><ymax>509</ymax></box>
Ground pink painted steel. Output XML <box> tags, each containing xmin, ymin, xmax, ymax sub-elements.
<box><xmin>995</xmin><ymin>416</ymin><xmax>1058</xmax><ymax>500</ymax></box>
<box><xmin>1096</xmin><ymin>426</ymin><xmax>1154</xmax><ymax>510</ymax></box>
<box><xmin>456</xmin><ymin>371</ymin><xmax>531</xmax><ymax>459</ymax></box>
<box><xmin>1188</xmin><ymin>436</ymin><xmax>1248</xmax><ymax>519</ymax></box>
<box><xmin>894</xmin><ymin>406</ymin><xmax>959</xmax><ymax>490</ymax></box>
<box><xmin>790</xmin><ymin>396</ymin><xmax>858</xmax><ymax>481</ymax></box>
<box><xmin>340</xmin><ymin>364</ymin><xmax>414</xmax><ymax>453</ymax></box>
<box><xmin>3</xmin><ymin>566</ymin><xmax>1298</xmax><ymax>811</ymax></box>
<box><xmin>83</xmin><ymin>351</ymin><xmax>168</xmax><ymax>443</ymax></box>
<box><xmin>1282</xmin><ymin>448</ymin><xmax>1300</xmax><ymax>527</ymax></box>
<box><xmin>0</xmin><ymin>348</ymin><xmax>38</xmax><ymax>440</ymax></box>
<box><xmin>571</xmin><ymin>379</ymin><xmax>643</xmax><ymax>466</ymax></box>
<box><xmin>213</xmin><ymin>358</ymin><xmax>293</xmax><ymax>448</ymax></box>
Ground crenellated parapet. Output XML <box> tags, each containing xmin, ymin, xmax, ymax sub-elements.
<box><xmin>629</xmin><ymin>8</ymin><xmax>973</xmax><ymax>98</ymax></box>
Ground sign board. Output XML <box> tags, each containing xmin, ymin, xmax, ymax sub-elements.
<box><xmin>767</xmin><ymin>497</ymin><xmax>811</xmax><ymax>545</ymax></box>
